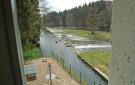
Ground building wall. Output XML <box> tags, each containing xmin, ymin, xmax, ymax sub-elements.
<box><xmin>109</xmin><ymin>0</ymin><xmax>135</xmax><ymax>85</ymax></box>
<box><xmin>0</xmin><ymin>0</ymin><xmax>26</xmax><ymax>85</ymax></box>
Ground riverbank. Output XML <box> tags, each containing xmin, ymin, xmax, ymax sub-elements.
<box><xmin>46</xmin><ymin>27</ymin><xmax>111</xmax><ymax>74</ymax></box>
<box><xmin>62</xmin><ymin>28</ymin><xmax>111</xmax><ymax>42</ymax></box>
<box><xmin>77</xmin><ymin>55</ymin><xmax>109</xmax><ymax>83</ymax></box>
<box><xmin>78</xmin><ymin>50</ymin><xmax>111</xmax><ymax>75</ymax></box>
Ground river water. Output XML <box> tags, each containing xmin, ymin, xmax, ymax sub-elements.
<box><xmin>40</xmin><ymin>29</ymin><xmax>111</xmax><ymax>85</ymax></box>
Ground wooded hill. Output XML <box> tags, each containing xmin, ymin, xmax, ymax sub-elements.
<box><xmin>44</xmin><ymin>0</ymin><xmax>112</xmax><ymax>31</ymax></box>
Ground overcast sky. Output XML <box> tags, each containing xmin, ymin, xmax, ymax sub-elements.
<box><xmin>45</xmin><ymin>0</ymin><xmax>112</xmax><ymax>12</ymax></box>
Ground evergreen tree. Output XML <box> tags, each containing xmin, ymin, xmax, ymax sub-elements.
<box><xmin>44</xmin><ymin>1</ymin><xmax>112</xmax><ymax>32</ymax></box>
<box><xmin>17</xmin><ymin>0</ymin><xmax>48</xmax><ymax>51</ymax></box>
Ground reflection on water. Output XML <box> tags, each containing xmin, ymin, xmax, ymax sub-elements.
<box><xmin>40</xmin><ymin>30</ymin><xmax>108</xmax><ymax>85</ymax></box>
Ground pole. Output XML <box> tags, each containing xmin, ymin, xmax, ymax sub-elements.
<box><xmin>56</xmin><ymin>55</ymin><xmax>58</xmax><ymax>62</ymax></box>
<box><xmin>80</xmin><ymin>72</ymin><xmax>82</xmax><ymax>85</ymax></box>
<box><xmin>99</xmin><ymin>79</ymin><xmax>101</xmax><ymax>85</ymax></box>
<box><xmin>94</xmin><ymin>81</ymin><xmax>95</xmax><ymax>85</ymax></box>
<box><xmin>31</xmin><ymin>52</ymin><xmax>32</xmax><ymax>58</ymax></box>
<box><xmin>63</xmin><ymin>59</ymin><xmax>64</xmax><ymax>69</ymax></box>
<box><xmin>70</xmin><ymin>64</ymin><xmax>71</xmax><ymax>76</ymax></box>
<box><xmin>48</xmin><ymin>64</ymin><xmax>52</xmax><ymax>85</ymax></box>
<box><xmin>38</xmin><ymin>48</ymin><xmax>40</xmax><ymax>58</ymax></box>
<box><xmin>53</xmin><ymin>51</ymin><xmax>54</xmax><ymax>60</ymax></box>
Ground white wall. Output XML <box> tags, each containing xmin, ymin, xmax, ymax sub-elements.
<box><xmin>109</xmin><ymin>0</ymin><xmax>135</xmax><ymax>85</ymax></box>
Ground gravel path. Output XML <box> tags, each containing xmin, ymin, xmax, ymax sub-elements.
<box><xmin>25</xmin><ymin>58</ymin><xmax>79</xmax><ymax>85</ymax></box>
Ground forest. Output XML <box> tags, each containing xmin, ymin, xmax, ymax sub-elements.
<box><xmin>44</xmin><ymin>0</ymin><xmax>112</xmax><ymax>31</ymax></box>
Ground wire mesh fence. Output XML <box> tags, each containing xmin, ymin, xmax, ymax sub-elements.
<box><xmin>51</xmin><ymin>52</ymin><xmax>105</xmax><ymax>85</ymax></box>
<box><xmin>40</xmin><ymin>30</ymin><xmax>107</xmax><ymax>85</ymax></box>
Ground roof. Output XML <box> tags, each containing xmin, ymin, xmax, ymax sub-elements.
<box><xmin>24</xmin><ymin>64</ymin><xmax>37</xmax><ymax>75</ymax></box>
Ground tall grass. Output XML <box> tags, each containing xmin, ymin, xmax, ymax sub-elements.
<box><xmin>23</xmin><ymin>47</ymin><xmax>43</xmax><ymax>60</ymax></box>
<box><xmin>79</xmin><ymin>50</ymin><xmax>111</xmax><ymax>75</ymax></box>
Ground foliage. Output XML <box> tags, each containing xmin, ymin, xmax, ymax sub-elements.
<box><xmin>23</xmin><ymin>48</ymin><xmax>43</xmax><ymax>60</ymax></box>
<box><xmin>45</xmin><ymin>0</ymin><xmax>112</xmax><ymax>32</ymax></box>
<box><xmin>79</xmin><ymin>50</ymin><xmax>111</xmax><ymax>75</ymax></box>
<box><xmin>17</xmin><ymin>0</ymin><xmax>45</xmax><ymax>52</ymax></box>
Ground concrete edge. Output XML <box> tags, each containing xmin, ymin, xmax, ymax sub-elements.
<box><xmin>77</xmin><ymin>55</ymin><xmax>108</xmax><ymax>83</ymax></box>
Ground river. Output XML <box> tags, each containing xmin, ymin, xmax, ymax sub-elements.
<box><xmin>39</xmin><ymin>28</ymin><xmax>111</xmax><ymax>85</ymax></box>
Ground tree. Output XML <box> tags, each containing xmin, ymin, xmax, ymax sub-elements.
<box><xmin>87</xmin><ymin>6</ymin><xmax>97</xmax><ymax>35</ymax></box>
<box><xmin>44</xmin><ymin>0</ymin><xmax>112</xmax><ymax>32</ymax></box>
<box><xmin>17</xmin><ymin>0</ymin><xmax>48</xmax><ymax>52</ymax></box>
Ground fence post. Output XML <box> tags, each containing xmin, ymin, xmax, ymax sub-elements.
<box><xmin>38</xmin><ymin>49</ymin><xmax>40</xmax><ymax>58</ymax></box>
<box><xmin>31</xmin><ymin>52</ymin><xmax>32</xmax><ymax>58</ymax></box>
<box><xmin>56</xmin><ymin>55</ymin><xmax>58</xmax><ymax>62</ymax></box>
<box><xmin>80</xmin><ymin>72</ymin><xmax>82</xmax><ymax>85</ymax></box>
<box><xmin>99</xmin><ymin>79</ymin><xmax>101</xmax><ymax>85</ymax></box>
<box><xmin>94</xmin><ymin>81</ymin><xmax>96</xmax><ymax>85</ymax></box>
<box><xmin>52</xmin><ymin>52</ymin><xmax>54</xmax><ymax>60</ymax></box>
<box><xmin>36</xmin><ymin>50</ymin><xmax>37</xmax><ymax>59</ymax></box>
<box><xmin>36</xmin><ymin>51</ymin><xmax>38</xmax><ymax>59</ymax></box>
<box><xmin>48</xmin><ymin>64</ymin><xmax>52</xmax><ymax>85</ymax></box>
<box><xmin>70</xmin><ymin>64</ymin><xmax>71</xmax><ymax>76</ymax></box>
<box><xmin>51</xmin><ymin>51</ymin><xmax>52</xmax><ymax>57</ymax></box>
<box><xmin>63</xmin><ymin>59</ymin><xmax>64</xmax><ymax>69</ymax></box>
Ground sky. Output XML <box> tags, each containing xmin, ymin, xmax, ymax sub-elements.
<box><xmin>46</xmin><ymin>0</ymin><xmax>100</xmax><ymax>12</ymax></box>
<box><xmin>46</xmin><ymin>0</ymin><xmax>112</xmax><ymax>11</ymax></box>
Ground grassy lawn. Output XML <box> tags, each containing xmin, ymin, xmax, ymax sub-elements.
<box><xmin>63</xmin><ymin>28</ymin><xmax>111</xmax><ymax>41</ymax></box>
<box><xmin>79</xmin><ymin>50</ymin><xmax>111</xmax><ymax>75</ymax></box>
<box><xmin>23</xmin><ymin>47</ymin><xmax>43</xmax><ymax>60</ymax></box>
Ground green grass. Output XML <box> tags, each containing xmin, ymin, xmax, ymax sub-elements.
<box><xmin>62</xmin><ymin>28</ymin><xmax>111</xmax><ymax>41</ymax></box>
<box><xmin>79</xmin><ymin>50</ymin><xmax>111</xmax><ymax>75</ymax></box>
<box><xmin>23</xmin><ymin>47</ymin><xmax>43</xmax><ymax>60</ymax></box>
